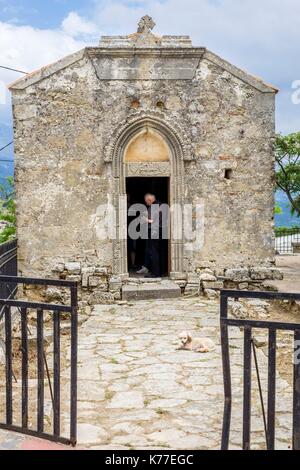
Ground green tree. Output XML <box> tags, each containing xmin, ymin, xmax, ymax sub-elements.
<box><xmin>275</xmin><ymin>132</ymin><xmax>300</xmax><ymax>218</ymax></box>
<box><xmin>0</xmin><ymin>176</ymin><xmax>16</xmax><ymax>244</ymax></box>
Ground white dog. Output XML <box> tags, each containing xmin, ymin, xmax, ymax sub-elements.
<box><xmin>177</xmin><ymin>331</ymin><xmax>215</xmax><ymax>353</ymax></box>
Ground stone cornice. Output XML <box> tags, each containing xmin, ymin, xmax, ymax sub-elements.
<box><xmin>85</xmin><ymin>46</ymin><xmax>206</xmax><ymax>59</ymax></box>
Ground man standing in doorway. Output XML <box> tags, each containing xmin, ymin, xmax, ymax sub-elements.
<box><xmin>137</xmin><ymin>193</ymin><xmax>162</xmax><ymax>278</ymax></box>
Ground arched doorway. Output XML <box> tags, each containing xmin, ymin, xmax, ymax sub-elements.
<box><xmin>110</xmin><ymin>114</ymin><xmax>185</xmax><ymax>280</ymax></box>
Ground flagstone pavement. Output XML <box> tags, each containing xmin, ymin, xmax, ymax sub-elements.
<box><xmin>63</xmin><ymin>297</ymin><xmax>292</xmax><ymax>450</ymax></box>
<box><xmin>0</xmin><ymin>297</ymin><xmax>293</xmax><ymax>450</ymax></box>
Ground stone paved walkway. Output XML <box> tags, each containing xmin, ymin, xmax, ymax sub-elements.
<box><xmin>0</xmin><ymin>429</ymin><xmax>70</xmax><ymax>450</ymax></box>
<box><xmin>271</xmin><ymin>255</ymin><xmax>300</xmax><ymax>294</ymax></box>
<box><xmin>57</xmin><ymin>297</ymin><xmax>293</xmax><ymax>450</ymax></box>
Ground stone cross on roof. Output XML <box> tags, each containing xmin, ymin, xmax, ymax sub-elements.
<box><xmin>137</xmin><ymin>15</ymin><xmax>156</xmax><ymax>34</ymax></box>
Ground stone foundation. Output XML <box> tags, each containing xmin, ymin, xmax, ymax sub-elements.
<box><xmin>184</xmin><ymin>266</ymin><xmax>283</xmax><ymax>300</ymax></box>
<box><xmin>32</xmin><ymin>260</ymin><xmax>284</xmax><ymax>310</ymax></box>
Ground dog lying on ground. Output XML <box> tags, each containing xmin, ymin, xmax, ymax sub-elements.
<box><xmin>177</xmin><ymin>331</ymin><xmax>215</xmax><ymax>353</ymax></box>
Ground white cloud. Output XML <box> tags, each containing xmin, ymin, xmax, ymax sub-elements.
<box><xmin>0</xmin><ymin>21</ymin><xmax>86</xmax><ymax>82</ymax></box>
<box><xmin>0</xmin><ymin>19</ymin><xmax>90</xmax><ymax>125</ymax></box>
<box><xmin>62</xmin><ymin>11</ymin><xmax>97</xmax><ymax>37</ymax></box>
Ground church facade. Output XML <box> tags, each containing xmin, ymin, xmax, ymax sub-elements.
<box><xmin>9</xmin><ymin>17</ymin><xmax>282</xmax><ymax>305</ymax></box>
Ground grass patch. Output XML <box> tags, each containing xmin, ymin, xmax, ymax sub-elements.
<box><xmin>104</xmin><ymin>390</ymin><xmax>114</xmax><ymax>400</ymax></box>
<box><xmin>155</xmin><ymin>408</ymin><xmax>169</xmax><ymax>416</ymax></box>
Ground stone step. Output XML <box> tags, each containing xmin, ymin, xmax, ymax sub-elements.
<box><xmin>122</xmin><ymin>280</ymin><xmax>181</xmax><ymax>301</ymax></box>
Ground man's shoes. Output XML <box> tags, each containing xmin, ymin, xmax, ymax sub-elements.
<box><xmin>136</xmin><ymin>266</ymin><xmax>149</xmax><ymax>275</ymax></box>
<box><xmin>144</xmin><ymin>273</ymin><xmax>161</xmax><ymax>278</ymax></box>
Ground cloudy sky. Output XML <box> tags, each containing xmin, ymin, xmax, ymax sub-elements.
<box><xmin>1</xmin><ymin>0</ymin><xmax>300</xmax><ymax>158</ymax></box>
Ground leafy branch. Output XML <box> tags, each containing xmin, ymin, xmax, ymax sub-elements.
<box><xmin>0</xmin><ymin>176</ymin><xmax>16</xmax><ymax>244</ymax></box>
<box><xmin>275</xmin><ymin>132</ymin><xmax>300</xmax><ymax>218</ymax></box>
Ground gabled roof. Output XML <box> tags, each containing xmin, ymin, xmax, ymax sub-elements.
<box><xmin>9</xmin><ymin>19</ymin><xmax>278</xmax><ymax>94</ymax></box>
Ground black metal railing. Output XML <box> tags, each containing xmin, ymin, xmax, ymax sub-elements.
<box><xmin>275</xmin><ymin>227</ymin><xmax>300</xmax><ymax>255</ymax></box>
<box><xmin>220</xmin><ymin>289</ymin><xmax>300</xmax><ymax>450</ymax></box>
<box><xmin>0</xmin><ymin>239</ymin><xmax>17</xmax><ymax>301</ymax></box>
<box><xmin>0</xmin><ymin>276</ymin><xmax>78</xmax><ymax>446</ymax></box>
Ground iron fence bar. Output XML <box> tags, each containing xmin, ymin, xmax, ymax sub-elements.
<box><xmin>0</xmin><ymin>423</ymin><xmax>73</xmax><ymax>446</ymax></box>
<box><xmin>267</xmin><ymin>329</ymin><xmax>276</xmax><ymax>450</ymax></box>
<box><xmin>0</xmin><ymin>299</ymin><xmax>72</xmax><ymax>312</ymax></box>
<box><xmin>221</xmin><ymin>290</ymin><xmax>300</xmax><ymax>302</ymax></box>
<box><xmin>224</xmin><ymin>318</ymin><xmax>300</xmax><ymax>331</ymax></box>
<box><xmin>0</xmin><ymin>275</ymin><xmax>76</xmax><ymax>288</ymax></box>
<box><xmin>44</xmin><ymin>351</ymin><xmax>55</xmax><ymax>412</ymax></box>
<box><xmin>0</xmin><ymin>250</ymin><xmax>17</xmax><ymax>269</ymax></box>
<box><xmin>37</xmin><ymin>308</ymin><xmax>44</xmax><ymax>433</ymax></box>
<box><xmin>21</xmin><ymin>307</ymin><xmax>28</xmax><ymax>428</ymax></box>
<box><xmin>251</xmin><ymin>339</ymin><xmax>268</xmax><ymax>448</ymax></box>
<box><xmin>293</xmin><ymin>329</ymin><xmax>300</xmax><ymax>450</ymax></box>
<box><xmin>53</xmin><ymin>311</ymin><xmax>61</xmax><ymax>437</ymax></box>
<box><xmin>243</xmin><ymin>326</ymin><xmax>252</xmax><ymax>450</ymax></box>
<box><xmin>0</xmin><ymin>239</ymin><xmax>17</xmax><ymax>318</ymax></box>
<box><xmin>5</xmin><ymin>305</ymin><xmax>12</xmax><ymax>425</ymax></box>
<box><xmin>220</xmin><ymin>294</ymin><xmax>231</xmax><ymax>450</ymax></box>
<box><xmin>0</xmin><ymin>285</ymin><xmax>18</xmax><ymax>321</ymax></box>
<box><xmin>70</xmin><ymin>284</ymin><xmax>78</xmax><ymax>447</ymax></box>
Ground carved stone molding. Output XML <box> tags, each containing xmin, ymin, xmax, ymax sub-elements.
<box><xmin>104</xmin><ymin>111</ymin><xmax>192</xmax><ymax>165</ymax></box>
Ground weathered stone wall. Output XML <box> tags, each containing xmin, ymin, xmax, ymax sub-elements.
<box><xmin>10</xmin><ymin>33</ymin><xmax>279</xmax><ymax>306</ymax></box>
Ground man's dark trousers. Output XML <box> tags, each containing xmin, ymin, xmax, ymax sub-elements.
<box><xmin>145</xmin><ymin>238</ymin><xmax>161</xmax><ymax>277</ymax></box>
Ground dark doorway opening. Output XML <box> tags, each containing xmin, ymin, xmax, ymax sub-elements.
<box><xmin>126</xmin><ymin>177</ymin><xmax>169</xmax><ymax>277</ymax></box>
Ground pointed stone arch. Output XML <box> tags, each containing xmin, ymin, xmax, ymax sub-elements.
<box><xmin>108</xmin><ymin>113</ymin><xmax>186</xmax><ymax>279</ymax></box>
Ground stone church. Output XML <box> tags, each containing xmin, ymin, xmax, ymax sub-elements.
<box><xmin>9</xmin><ymin>16</ymin><xmax>282</xmax><ymax>304</ymax></box>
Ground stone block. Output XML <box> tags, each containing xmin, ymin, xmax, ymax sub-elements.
<box><xmin>202</xmin><ymin>281</ymin><xmax>224</xmax><ymax>290</ymax></box>
<box><xmin>224</xmin><ymin>281</ymin><xmax>237</xmax><ymax>290</ymax></box>
<box><xmin>199</xmin><ymin>273</ymin><xmax>217</xmax><ymax>282</ymax></box>
<box><xmin>238</xmin><ymin>283</ymin><xmax>249</xmax><ymax>290</ymax></box>
<box><xmin>113</xmin><ymin>291</ymin><xmax>122</xmax><ymax>301</ymax></box>
<box><xmin>82</xmin><ymin>268</ymin><xmax>94</xmax><ymax>288</ymax></box>
<box><xmin>65</xmin><ymin>262</ymin><xmax>81</xmax><ymax>275</ymax></box>
<box><xmin>109</xmin><ymin>276</ymin><xmax>122</xmax><ymax>291</ymax></box>
<box><xmin>88</xmin><ymin>291</ymin><xmax>115</xmax><ymax>305</ymax></box>
<box><xmin>270</xmin><ymin>268</ymin><xmax>284</xmax><ymax>281</ymax></box>
<box><xmin>98</xmin><ymin>283</ymin><xmax>109</xmax><ymax>292</ymax></box>
<box><xmin>44</xmin><ymin>287</ymin><xmax>65</xmax><ymax>303</ymax></box>
<box><xmin>225</xmin><ymin>268</ymin><xmax>250</xmax><ymax>282</ymax></box>
<box><xmin>52</xmin><ymin>263</ymin><xmax>65</xmax><ymax>273</ymax></box>
<box><xmin>184</xmin><ymin>286</ymin><xmax>199</xmax><ymax>295</ymax></box>
<box><xmin>88</xmin><ymin>276</ymin><xmax>100</xmax><ymax>288</ymax></box>
<box><xmin>204</xmin><ymin>289</ymin><xmax>218</xmax><ymax>300</ymax></box>
<box><xmin>250</xmin><ymin>267</ymin><xmax>283</xmax><ymax>281</ymax></box>
<box><xmin>65</xmin><ymin>275</ymin><xmax>81</xmax><ymax>282</ymax></box>
<box><xmin>122</xmin><ymin>281</ymin><xmax>181</xmax><ymax>301</ymax></box>
<box><xmin>95</xmin><ymin>267</ymin><xmax>108</xmax><ymax>275</ymax></box>
<box><xmin>14</xmin><ymin>104</ymin><xmax>37</xmax><ymax>120</ymax></box>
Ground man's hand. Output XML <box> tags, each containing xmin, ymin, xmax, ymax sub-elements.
<box><xmin>141</xmin><ymin>216</ymin><xmax>153</xmax><ymax>224</ymax></box>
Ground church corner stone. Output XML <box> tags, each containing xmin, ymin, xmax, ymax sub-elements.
<box><xmin>10</xmin><ymin>17</ymin><xmax>279</xmax><ymax>306</ymax></box>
